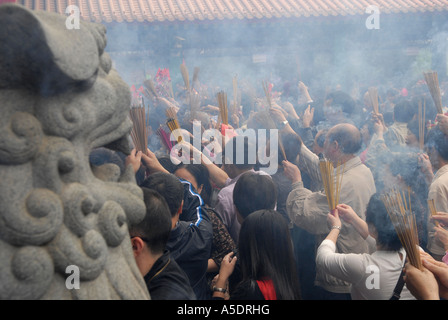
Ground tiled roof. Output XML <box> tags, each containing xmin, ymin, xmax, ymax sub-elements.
<box><xmin>15</xmin><ymin>0</ymin><xmax>448</xmax><ymax>24</ymax></box>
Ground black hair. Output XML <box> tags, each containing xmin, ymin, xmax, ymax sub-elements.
<box><xmin>238</xmin><ymin>209</ymin><xmax>301</xmax><ymax>300</ymax></box>
<box><xmin>393</xmin><ymin>99</ymin><xmax>414</xmax><ymax>123</ymax></box>
<box><xmin>279</xmin><ymin>132</ymin><xmax>302</xmax><ymax>164</ymax></box>
<box><xmin>89</xmin><ymin>147</ymin><xmax>125</xmax><ymax>172</ymax></box>
<box><xmin>175</xmin><ymin>163</ymin><xmax>213</xmax><ymax>206</ymax></box>
<box><xmin>326</xmin><ymin>91</ymin><xmax>356</xmax><ymax>115</ymax></box>
<box><xmin>221</xmin><ymin>135</ymin><xmax>256</xmax><ymax>170</ymax></box>
<box><xmin>365</xmin><ymin>193</ymin><xmax>402</xmax><ymax>252</ymax></box>
<box><xmin>233</xmin><ymin>172</ymin><xmax>277</xmax><ymax>220</ymax></box>
<box><xmin>407</xmin><ymin>118</ymin><xmax>427</xmax><ymax>145</ymax></box>
<box><xmin>158</xmin><ymin>155</ymin><xmax>179</xmax><ymax>173</ymax></box>
<box><xmin>129</xmin><ymin>188</ymin><xmax>172</xmax><ymax>254</ymax></box>
<box><xmin>426</xmin><ymin>125</ymin><xmax>448</xmax><ymax>161</ymax></box>
<box><xmin>327</xmin><ymin>124</ymin><xmax>362</xmax><ymax>154</ymax></box>
<box><xmin>139</xmin><ymin>172</ymin><xmax>184</xmax><ymax>217</ymax></box>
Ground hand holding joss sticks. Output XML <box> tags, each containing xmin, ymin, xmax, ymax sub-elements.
<box><xmin>129</xmin><ymin>104</ymin><xmax>148</xmax><ymax>154</ymax></box>
<box><xmin>368</xmin><ymin>87</ymin><xmax>380</xmax><ymax>115</ymax></box>
<box><xmin>319</xmin><ymin>157</ymin><xmax>345</xmax><ymax>214</ymax></box>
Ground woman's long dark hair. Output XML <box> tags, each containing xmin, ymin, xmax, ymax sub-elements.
<box><xmin>238</xmin><ymin>209</ymin><xmax>301</xmax><ymax>300</ymax></box>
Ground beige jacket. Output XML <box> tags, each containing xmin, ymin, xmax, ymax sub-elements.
<box><xmin>427</xmin><ymin>164</ymin><xmax>448</xmax><ymax>256</ymax></box>
<box><xmin>287</xmin><ymin>145</ymin><xmax>376</xmax><ymax>293</ymax></box>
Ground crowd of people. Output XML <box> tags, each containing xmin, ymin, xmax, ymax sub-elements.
<box><xmin>91</xmin><ymin>74</ymin><xmax>448</xmax><ymax>300</ymax></box>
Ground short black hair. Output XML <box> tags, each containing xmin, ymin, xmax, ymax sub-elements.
<box><xmin>129</xmin><ymin>188</ymin><xmax>172</xmax><ymax>254</ymax></box>
<box><xmin>233</xmin><ymin>172</ymin><xmax>277</xmax><ymax>220</ymax></box>
<box><xmin>89</xmin><ymin>147</ymin><xmax>125</xmax><ymax>172</ymax></box>
<box><xmin>221</xmin><ymin>135</ymin><xmax>256</xmax><ymax>170</ymax></box>
<box><xmin>158</xmin><ymin>155</ymin><xmax>178</xmax><ymax>173</ymax></box>
<box><xmin>326</xmin><ymin>91</ymin><xmax>356</xmax><ymax>115</ymax></box>
<box><xmin>393</xmin><ymin>99</ymin><xmax>414</xmax><ymax>123</ymax></box>
<box><xmin>280</xmin><ymin>132</ymin><xmax>302</xmax><ymax>163</ymax></box>
<box><xmin>327</xmin><ymin>124</ymin><xmax>362</xmax><ymax>154</ymax></box>
<box><xmin>425</xmin><ymin>125</ymin><xmax>448</xmax><ymax>161</ymax></box>
<box><xmin>139</xmin><ymin>172</ymin><xmax>184</xmax><ymax>217</ymax></box>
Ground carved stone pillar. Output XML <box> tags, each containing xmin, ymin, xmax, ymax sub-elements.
<box><xmin>0</xmin><ymin>3</ymin><xmax>150</xmax><ymax>300</ymax></box>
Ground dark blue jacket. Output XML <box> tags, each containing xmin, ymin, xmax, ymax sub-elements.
<box><xmin>166</xmin><ymin>179</ymin><xmax>213</xmax><ymax>300</ymax></box>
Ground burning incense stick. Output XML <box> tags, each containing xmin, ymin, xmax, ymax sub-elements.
<box><xmin>319</xmin><ymin>158</ymin><xmax>344</xmax><ymax>212</ymax></box>
<box><xmin>232</xmin><ymin>75</ymin><xmax>238</xmax><ymax>117</ymax></box>
<box><xmin>129</xmin><ymin>104</ymin><xmax>148</xmax><ymax>153</ymax></box>
<box><xmin>165</xmin><ymin>107</ymin><xmax>182</xmax><ymax>143</ymax></box>
<box><xmin>262</xmin><ymin>80</ymin><xmax>272</xmax><ymax>109</ymax></box>
<box><xmin>428</xmin><ymin>199</ymin><xmax>440</xmax><ymax>228</ymax></box>
<box><xmin>368</xmin><ymin>87</ymin><xmax>379</xmax><ymax>114</ymax></box>
<box><xmin>143</xmin><ymin>79</ymin><xmax>158</xmax><ymax>98</ymax></box>
<box><xmin>382</xmin><ymin>188</ymin><xmax>423</xmax><ymax>270</ymax></box>
<box><xmin>423</xmin><ymin>71</ymin><xmax>443</xmax><ymax>114</ymax></box>
<box><xmin>418</xmin><ymin>98</ymin><xmax>426</xmax><ymax>150</ymax></box>
<box><xmin>217</xmin><ymin>91</ymin><xmax>228</xmax><ymax>125</ymax></box>
<box><xmin>180</xmin><ymin>62</ymin><xmax>190</xmax><ymax>92</ymax></box>
<box><xmin>190</xmin><ymin>90</ymin><xmax>200</xmax><ymax>121</ymax></box>
<box><xmin>192</xmin><ymin>67</ymin><xmax>200</xmax><ymax>89</ymax></box>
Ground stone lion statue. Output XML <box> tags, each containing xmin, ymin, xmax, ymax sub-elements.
<box><xmin>0</xmin><ymin>3</ymin><xmax>150</xmax><ymax>299</ymax></box>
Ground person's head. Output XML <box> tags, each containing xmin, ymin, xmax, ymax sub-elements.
<box><xmin>174</xmin><ymin>163</ymin><xmax>212</xmax><ymax>206</ymax></box>
<box><xmin>89</xmin><ymin>147</ymin><xmax>125</xmax><ymax>172</ymax></box>
<box><xmin>220</xmin><ymin>136</ymin><xmax>256</xmax><ymax>179</ymax></box>
<box><xmin>238</xmin><ymin>209</ymin><xmax>301</xmax><ymax>300</ymax></box>
<box><xmin>280</xmin><ymin>132</ymin><xmax>302</xmax><ymax>165</ymax></box>
<box><xmin>139</xmin><ymin>172</ymin><xmax>184</xmax><ymax>220</ymax></box>
<box><xmin>323</xmin><ymin>123</ymin><xmax>362</xmax><ymax>164</ymax></box>
<box><xmin>393</xmin><ymin>99</ymin><xmax>414</xmax><ymax>123</ymax></box>
<box><xmin>324</xmin><ymin>91</ymin><xmax>356</xmax><ymax>121</ymax></box>
<box><xmin>425</xmin><ymin>125</ymin><xmax>448</xmax><ymax>170</ymax></box>
<box><xmin>406</xmin><ymin>118</ymin><xmax>427</xmax><ymax>149</ymax></box>
<box><xmin>313</xmin><ymin>129</ymin><xmax>328</xmax><ymax>156</ymax></box>
<box><xmin>129</xmin><ymin>188</ymin><xmax>172</xmax><ymax>276</ymax></box>
<box><xmin>365</xmin><ymin>193</ymin><xmax>402</xmax><ymax>252</ymax></box>
<box><xmin>157</xmin><ymin>155</ymin><xmax>179</xmax><ymax>173</ymax></box>
<box><xmin>233</xmin><ymin>172</ymin><xmax>277</xmax><ymax>223</ymax></box>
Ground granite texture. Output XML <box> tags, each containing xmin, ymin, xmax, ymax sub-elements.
<box><xmin>0</xmin><ymin>3</ymin><xmax>150</xmax><ymax>300</ymax></box>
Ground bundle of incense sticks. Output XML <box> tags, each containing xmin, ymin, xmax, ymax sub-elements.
<box><xmin>217</xmin><ymin>91</ymin><xmax>228</xmax><ymax>125</ymax></box>
<box><xmin>427</xmin><ymin>199</ymin><xmax>440</xmax><ymax>227</ymax></box>
<box><xmin>418</xmin><ymin>98</ymin><xmax>426</xmax><ymax>150</ymax></box>
<box><xmin>319</xmin><ymin>158</ymin><xmax>344</xmax><ymax>212</ymax></box>
<box><xmin>262</xmin><ymin>80</ymin><xmax>272</xmax><ymax>109</ymax></box>
<box><xmin>192</xmin><ymin>67</ymin><xmax>200</xmax><ymax>90</ymax></box>
<box><xmin>423</xmin><ymin>71</ymin><xmax>443</xmax><ymax>114</ymax></box>
<box><xmin>155</xmin><ymin>68</ymin><xmax>174</xmax><ymax>99</ymax></box>
<box><xmin>232</xmin><ymin>75</ymin><xmax>238</xmax><ymax>117</ymax></box>
<box><xmin>190</xmin><ymin>90</ymin><xmax>200</xmax><ymax>121</ymax></box>
<box><xmin>156</xmin><ymin>126</ymin><xmax>173</xmax><ymax>151</ymax></box>
<box><xmin>382</xmin><ymin>188</ymin><xmax>423</xmax><ymax>270</ymax></box>
<box><xmin>180</xmin><ymin>62</ymin><xmax>190</xmax><ymax>92</ymax></box>
<box><xmin>368</xmin><ymin>87</ymin><xmax>379</xmax><ymax>114</ymax></box>
<box><xmin>143</xmin><ymin>79</ymin><xmax>158</xmax><ymax>98</ymax></box>
<box><xmin>129</xmin><ymin>104</ymin><xmax>148</xmax><ymax>153</ymax></box>
<box><xmin>165</xmin><ymin>107</ymin><xmax>182</xmax><ymax>143</ymax></box>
